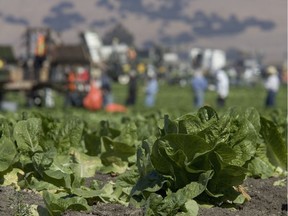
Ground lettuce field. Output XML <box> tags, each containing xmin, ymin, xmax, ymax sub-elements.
<box><xmin>0</xmin><ymin>83</ymin><xmax>287</xmax><ymax>216</ymax></box>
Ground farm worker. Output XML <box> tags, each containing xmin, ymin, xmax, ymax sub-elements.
<box><xmin>77</xmin><ymin>67</ymin><xmax>90</xmax><ymax>83</ymax></box>
<box><xmin>215</xmin><ymin>68</ymin><xmax>229</xmax><ymax>107</ymax></box>
<box><xmin>125</xmin><ymin>70</ymin><xmax>138</xmax><ymax>106</ymax></box>
<box><xmin>68</xmin><ymin>70</ymin><xmax>77</xmax><ymax>91</ymax></box>
<box><xmin>145</xmin><ymin>65</ymin><xmax>158</xmax><ymax>107</ymax></box>
<box><xmin>100</xmin><ymin>72</ymin><xmax>113</xmax><ymax>107</ymax></box>
<box><xmin>191</xmin><ymin>70</ymin><xmax>208</xmax><ymax>108</ymax></box>
<box><xmin>34</xmin><ymin>33</ymin><xmax>46</xmax><ymax>57</ymax></box>
<box><xmin>264</xmin><ymin>66</ymin><xmax>280</xmax><ymax>108</ymax></box>
<box><xmin>33</xmin><ymin>33</ymin><xmax>46</xmax><ymax>81</ymax></box>
<box><xmin>65</xmin><ymin>69</ymin><xmax>82</xmax><ymax>107</ymax></box>
<box><xmin>137</xmin><ymin>63</ymin><xmax>146</xmax><ymax>74</ymax></box>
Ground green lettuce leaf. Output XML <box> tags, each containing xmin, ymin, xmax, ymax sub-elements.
<box><xmin>70</xmin><ymin>149</ymin><xmax>102</xmax><ymax>178</ymax></box>
<box><xmin>43</xmin><ymin>191</ymin><xmax>91</xmax><ymax>216</ymax></box>
<box><xmin>260</xmin><ymin>117</ymin><xmax>287</xmax><ymax>170</ymax></box>
<box><xmin>143</xmin><ymin>171</ymin><xmax>212</xmax><ymax>216</ymax></box>
<box><xmin>14</xmin><ymin>118</ymin><xmax>43</xmax><ymax>153</ymax></box>
<box><xmin>0</xmin><ymin>137</ymin><xmax>17</xmax><ymax>172</ymax></box>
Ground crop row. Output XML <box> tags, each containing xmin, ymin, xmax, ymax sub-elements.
<box><xmin>0</xmin><ymin>106</ymin><xmax>286</xmax><ymax>215</ymax></box>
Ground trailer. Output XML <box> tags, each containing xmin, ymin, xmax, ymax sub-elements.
<box><xmin>0</xmin><ymin>27</ymin><xmax>92</xmax><ymax>108</ymax></box>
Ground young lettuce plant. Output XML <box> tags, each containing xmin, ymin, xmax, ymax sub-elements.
<box><xmin>130</xmin><ymin>106</ymin><xmax>286</xmax><ymax>215</ymax></box>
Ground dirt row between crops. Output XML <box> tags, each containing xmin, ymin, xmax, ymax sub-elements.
<box><xmin>0</xmin><ymin>176</ymin><xmax>286</xmax><ymax>216</ymax></box>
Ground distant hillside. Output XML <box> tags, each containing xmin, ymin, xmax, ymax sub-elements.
<box><xmin>0</xmin><ymin>0</ymin><xmax>286</xmax><ymax>63</ymax></box>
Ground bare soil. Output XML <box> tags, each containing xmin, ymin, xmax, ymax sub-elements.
<box><xmin>0</xmin><ymin>176</ymin><xmax>286</xmax><ymax>216</ymax></box>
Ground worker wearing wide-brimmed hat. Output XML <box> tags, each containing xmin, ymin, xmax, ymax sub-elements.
<box><xmin>264</xmin><ymin>65</ymin><xmax>280</xmax><ymax>107</ymax></box>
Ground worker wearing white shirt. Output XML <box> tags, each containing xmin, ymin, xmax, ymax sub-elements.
<box><xmin>215</xmin><ymin>68</ymin><xmax>229</xmax><ymax>107</ymax></box>
<box><xmin>264</xmin><ymin>66</ymin><xmax>280</xmax><ymax>107</ymax></box>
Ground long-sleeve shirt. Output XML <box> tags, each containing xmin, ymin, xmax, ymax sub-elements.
<box><xmin>265</xmin><ymin>74</ymin><xmax>280</xmax><ymax>92</ymax></box>
<box><xmin>216</xmin><ymin>70</ymin><xmax>229</xmax><ymax>98</ymax></box>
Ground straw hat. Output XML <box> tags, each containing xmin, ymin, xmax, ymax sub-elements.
<box><xmin>266</xmin><ymin>66</ymin><xmax>278</xmax><ymax>75</ymax></box>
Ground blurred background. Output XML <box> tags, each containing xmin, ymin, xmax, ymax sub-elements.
<box><xmin>0</xmin><ymin>0</ymin><xmax>286</xmax><ymax>115</ymax></box>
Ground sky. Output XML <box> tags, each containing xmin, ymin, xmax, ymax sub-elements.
<box><xmin>0</xmin><ymin>0</ymin><xmax>286</xmax><ymax>63</ymax></box>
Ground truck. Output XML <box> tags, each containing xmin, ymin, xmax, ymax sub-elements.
<box><xmin>189</xmin><ymin>48</ymin><xmax>227</xmax><ymax>74</ymax></box>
